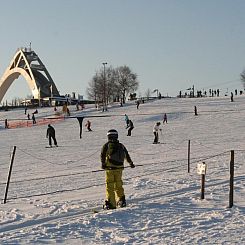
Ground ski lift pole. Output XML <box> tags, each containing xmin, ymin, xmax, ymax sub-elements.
<box><xmin>4</xmin><ymin>146</ymin><xmax>16</xmax><ymax>204</ymax></box>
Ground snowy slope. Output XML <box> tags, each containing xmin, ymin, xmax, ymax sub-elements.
<box><xmin>1</xmin><ymin>96</ymin><xmax>245</xmax><ymax>244</ymax></box>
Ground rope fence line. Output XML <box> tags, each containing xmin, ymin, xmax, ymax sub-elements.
<box><xmin>0</xmin><ymin>147</ymin><xmax>239</xmax><ymax>187</ymax></box>
<box><xmin>16</xmin><ymin>147</ymin><xmax>101</xmax><ymax>166</ymax></box>
<box><xmin>190</xmin><ymin>151</ymin><xmax>230</xmax><ymax>165</ymax></box>
<box><xmin>17</xmin><ymin>147</ymin><xmax>59</xmax><ymax>165</ymax></box>
<box><xmin>0</xmin><ymin>150</ymin><xmax>234</xmax><ymax>201</ymax></box>
<box><xmin>191</xmin><ymin>140</ymin><xmax>217</xmax><ymax>151</ymax></box>
<box><xmin>0</xmin><ymin>158</ymin><xmax>185</xmax><ymax>186</ymax></box>
<box><xmin>1</xmin><ymin>141</ymin><xmax>245</xmax><ymax>202</ymax></box>
<box><xmin>6</xmin><ymin>164</ymin><xmax>185</xmax><ymax>201</ymax></box>
<box><xmin>3</xmin><ymin>154</ymin><xmax>237</xmax><ymax>201</ymax></box>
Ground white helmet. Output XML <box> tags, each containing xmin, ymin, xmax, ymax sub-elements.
<box><xmin>107</xmin><ymin>129</ymin><xmax>118</xmax><ymax>140</ymax></box>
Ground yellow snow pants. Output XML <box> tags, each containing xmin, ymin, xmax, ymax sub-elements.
<box><xmin>105</xmin><ymin>169</ymin><xmax>124</xmax><ymax>208</ymax></box>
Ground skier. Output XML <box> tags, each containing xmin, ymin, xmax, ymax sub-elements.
<box><xmin>101</xmin><ymin>129</ymin><xmax>135</xmax><ymax>209</ymax></box>
<box><xmin>153</xmin><ymin>122</ymin><xmax>162</xmax><ymax>144</ymax></box>
<box><xmin>136</xmin><ymin>100</ymin><xmax>140</xmax><ymax>109</ymax></box>
<box><xmin>32</xmin><ymin>113</ymin><xmax>36</xmax><ymax>124</ymax></box>
<box><xmin>126</xmin><ymin>119</ymin><xmax>134</xmax><ymax>136</ymax></box>
<box><xmin>85</xmin><ymin>120</ymin><xmax>92</xmax><ymax>131</ymax></box>
<box><xmin>163</xmin><ymin>113</ymin><xmax>167</xmax><ymax>124</ymax></box>
<box><xmin>46</xmin><ymin>124</ymin><xmax>58</xmax><ymax>147</ymax></box>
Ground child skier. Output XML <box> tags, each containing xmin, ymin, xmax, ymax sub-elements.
<box><xmin>85</xmin><ymin>120</ymin><xmax>92</xmax><ymax>131</ymax></box>
<box><xmin>100</xmin><ymin>129</ymin><xmax>135</xmax><ymax>209</ymax></box>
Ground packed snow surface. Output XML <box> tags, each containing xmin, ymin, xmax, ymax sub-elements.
<box><xmin>1</xmin><ymin>96</ymin><xmax>245</xmax><ymax>244</ymax></box>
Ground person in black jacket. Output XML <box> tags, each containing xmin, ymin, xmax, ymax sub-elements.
<box><xmin>46</xmin><ymin>124</ymin><xmax>58</xmax><ymax>147</ymax></box>
<box><xmin>126</xmin><ymin>120</ymin><xmax>134</xmax><ymax>136</ymax></box>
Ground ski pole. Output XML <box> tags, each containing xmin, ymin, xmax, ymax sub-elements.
<box><xmin>92</xmin><ymin>164</ymin><xmax>143</xmax><ymax>173</ymax></box>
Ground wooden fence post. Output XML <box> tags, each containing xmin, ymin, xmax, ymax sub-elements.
<box><xmin>197</xmin><ymin>162</ymin><xmax>207</xmax><ymax>200</ymax></box>
<box><xmin>201</xmin><ymin>174</ymin><xmax>205</xmax><ymax>199</ymax></box>
<box><xmin>229</xmin><ymin>150</ymin><xmax>234</xmax><ymax>208</ymax></box>
<box><xmin>3</xmin><ymin>146</ymin><xmax>16</xmax><ymax>204</ymax></box>
<box><xmin>188</xmin><ymin>140</ymin><xmax>190</xmax><ymax>173</ymax></box>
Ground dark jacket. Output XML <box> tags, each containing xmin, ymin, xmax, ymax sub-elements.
<box><xmin>46</xmin><ymin>125</ymin><xmax>55</xmax><ymax>137</ymax></box>
<box><xmin>126</xmin><ymin>120</ymin><xmax>134</xmax><ymax>129</ymax></box>
<box><xmin>101</xmin><ymin>139</ymin><xmax>133</xmax><ymax>169</ymax></box>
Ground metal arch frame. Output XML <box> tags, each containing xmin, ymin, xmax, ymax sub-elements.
<box><xmin>0</xmin><ymin>48</ymin><xmax>60</xmax><ymax>104</ymax></box>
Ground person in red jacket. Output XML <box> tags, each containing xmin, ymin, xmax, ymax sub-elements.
<box><xmin>85</xmin><ymin>120</ymin><xmax>92</xmax><ymax>131</ymax></box>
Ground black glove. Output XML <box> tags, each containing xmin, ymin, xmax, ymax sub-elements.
<box><xmin>101</xmin><ymin>163</ymin><xmax>106</xmax><ymax>170</ymax></box>
<box><xmin>130</xmin><ymin>162</ymin><xmax>135</xmax><ymax>168</ymax></box>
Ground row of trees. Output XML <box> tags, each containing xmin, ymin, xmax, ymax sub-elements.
<box><xmin>86</xmin><ymin>65</ymin><xmax>139</xmax><ymax>110</ymax></box>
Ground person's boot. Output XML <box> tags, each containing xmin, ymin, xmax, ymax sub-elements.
<box><xmin>103</xmin><ymin>200</ymin><xmax>116</xmax><ymax>210</ymax></box>
<box><xmin>117</xmin><ymin>195</ymin><xmax>126</xmax><ymax>208</ymax></box>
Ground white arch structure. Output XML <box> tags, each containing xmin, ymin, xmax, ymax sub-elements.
<box><xmin>0</xmin><ymin>47</ymin><xmax>60</xmax><ymax>103</ymax></box>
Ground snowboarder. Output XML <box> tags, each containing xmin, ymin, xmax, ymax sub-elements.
<box><xmin>101</xmin><ymin>129</ymin><xmax>135</xmax><ymax>209</ymax></box>
<box><xmin>46</xmin><ymin>124</ymin><xmax>58</xmax><ymax>147</ymax></box>
<box><xmin>85</xmin><ymin>120</ymin><xmax>92</xmax><ymax>131</ymax></box>
<box><xmin>126</xmin><ymin>119</ymin><xmax>134</xmax><ymax>136</ymax></box>
<box><xmin>163</xmin><ymin>113</ymin><xmax>167</xmax><ymax>124</ymax></box>
<box><xmin>153</xmin><ymin>122</ymin><xmax>162</xmax><ymax>144</ymax></box>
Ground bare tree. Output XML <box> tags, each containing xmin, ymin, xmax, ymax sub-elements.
<box><xmin>86</xmin><ymin>72</ymin><xmax>104</xmax><ymax>105</ymax></box>
<box><xmin>116</xmin><ymin>65</ymin><xmax>139</xmax><ymax>104</ymax></box>
<box><xmin>86</xmin><ymin>65</ymin><xmax>139</xmax><ymax>109</ymax></box>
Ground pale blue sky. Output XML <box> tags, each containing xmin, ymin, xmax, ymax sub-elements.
<box><xmin>1</xmin><ymin>0</ymin><xmax>245</xmax><ymax>101</ymax></box>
